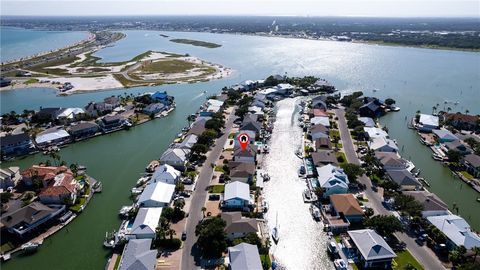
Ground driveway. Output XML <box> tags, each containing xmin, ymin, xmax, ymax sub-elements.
<box><xmin>335</xmin><ymin>108</ymin><xmax>446</xmax><ymax>270</ymax></box>
<box><xmin>180</xmin><ymin>107</ymin><xmax>237</xmax><ymax>270</ymax></box>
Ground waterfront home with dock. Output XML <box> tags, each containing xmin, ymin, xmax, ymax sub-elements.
<box><xmin>368</xmin><ymin>137</ymin><xmax>398</xmax><ymax>153</ymax></box>
<box><xmin>67</xmin><ymin>122</ymin><xmax>100</xmax><ymax>140</ymax></box>
<box><xmin>227</xmin><ymin>243</ymin><xmax>263</xmax><ymax>270</ymax></box>
<box><xmin>118</xmin><ymin>239</ymin><xmax>157</xmax><ymax>270</ymax></box>
<box><xmin>228</xmin><ymin>161</ymin><xmax>256</xmax><ymax>184</ymax></box>
<box><xmin>432</xmin><ymin>129</ymin><xmax>459</xmax><ymax>143</ymax></box>
<box><xmin>358</xmin><ymin>117</ymin><xmax>376</xmax><ymax>127</ymax></box>
<box><xmin>233</xmin><ymin>144</ymin><xmax>257</xmax><ymax>164</ymax></box>
<box><xmin>0</xmin><ymin>202</ymin><xmax>65</xmax><ymax>237</ymax></box>
<box><xmin>329</xmin><ymin>194</ymin><xmax>364</xmax><ymax>223</ymax></box>
<box><xmin>35</xmin><ymin>128</ymin><xmax>71</xmax><ymax>149</ymax></box>
<box><xmin>127</xmin><ymin>207</ymin><xmax>163</xmax><ymax>239</ymax></box>
<box><xmin>374</xmin><ymin>152</ymin><xmax>408</xmax><ymax>171</ymax></box>
<box><xmin>150</xmin><ymin>164</ymin><xmax>181</xmax><ymax>185</ymax></box>
<box><xmin>159</xmin><ymin>147</ymin><xmax>190</xmax><ymax>171</ymax></box>
<box><xmin>137</xmin><ymin>181</ymin><xmax>175</xmax><ymax>208</ymax></box>
<box><xmin>310</xmin><ymin>124</ymin><xmax>329</xmax><ymax>141</ymax></box>
<box><xmin>38</xmin><ymin>171</ymin><xmax>77</xmax><ymax>205</ymax></box>
<box><xmin>223</xmin><ymin>181</ymin><xmax>252</xmax><ymax>210</ymax></box>
<box><xmin>426</xmin><ymin>214</ymin><xmax>480</xmax><ymax>250</ymax></box>
<box><xmin>316</xmin><ymin>164</ymin><xmax>349</xmax><ymax>198</ymax></box>
<box><xmin>0</xmin><ymin>132</ymin><xmax>35</xmax><ymax>158</ymax></box>
<box><xmin>418</xmin><ymin>114</ymin><xmax>439</xmax><ymax>132</ymax></box>
<box><xmin>98</xmin><ymin>114</ymin><xmax>126</xmax><ymax>132</ymax></box>
<box><xmin>142</xmin><ymin>103</ymin><xmax>166</xmax><ymax>115</ymax></box>
<box><xmin>221</xmin><ymin>212</ymin><xmax>258</xmax><ymax>240</ymax></box>
<box><xmin>385</xmin><ymin>169</ymin><xmax>421</xmax><ymax>191</ymax></box>
<box><xmin>311</xmin><ymin>150</ymin><xmax>338</xmax><ymax>167</ymax></box>
<box><xmin>314</xmin><ymin>137</ymin><xmax>332</xmax><ymax>151</ymax></box>
<box><xmin>462</xmin><ymin>154</ymin><xmax>480</xmax><ymax>178</ymax></box>
<box><xmin>403</xmin><ymin>191</ymin><xmax>449</xmax><ymax>218</ymax></box>
<box><xmin>348</xmin><ymin>229</ymin><xmax>396</xmax><ymax>269</ymax></box>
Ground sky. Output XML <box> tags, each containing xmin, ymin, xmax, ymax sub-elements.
<box><xmin>1</xmin><ymin>0</ymin><xmax>479</xmax><ymax>17</ymax></box>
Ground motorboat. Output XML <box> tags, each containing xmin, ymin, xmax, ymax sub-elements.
<box><xmin>327</xmin><ymin>241</ymin><xmax>339</xmax><ymax>257</ymax></box>
<box><xmin>262</xmin><ymin>201</ymin><xmax>269</xmax><ymax>213</ymax></box>
<box><xmin>334</xmin><ymin>259</ymin><xmax>348</xmax><ymax>270</ymax></box>
<box><xmin>136</xmin><ymin>176</ymin><xmax>150</xmax><ymax>187</ymax></box>
<box><xmin>119</xmin><ymin>205</ymin><xmax>133</xmax><ymax>217</ymax></box>
<box><xmin>272</xmin><ymin>213</ymin><xmax>279</xmax><ymax>243</ymax></box>
<box><xmin>131</xmin><ymin>187</ymin><xmax>143</xmax><ymax>195</ymax></box>
<box><xmin>299</xmin><ymin>165</ymin><xmax>306</xmax><ymax>176</ymax></box>
<box><xmin>391</xmin><ymin>106</ymin><xmax>401</xmax><ymax>112</ymax></box>
<box><xmin>310</xmin><ymin>205</ymin><xmax>321</xmax><ymax>221</ymax></box>
<box><xmin>21</xmin><ymin>242</ymin><xmax>40</xmax><ymax>252</ymax></box>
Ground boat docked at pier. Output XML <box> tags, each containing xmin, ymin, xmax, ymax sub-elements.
<box><xmin>21</xmin><ymin>241</ymin><xmax>41</xmax><ymax>253</ymax></box>
<box><xmin>309</xmin><ymin>204</ymin><xmax>321</xmax><ymax>221</ymax></box>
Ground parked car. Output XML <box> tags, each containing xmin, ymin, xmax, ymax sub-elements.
<box><xmin>181</xmin><ymin>231</ymin><xmax>187</xmax><ymax>241</ymax></box>
<box><xmin>219</xmin><ymin>174</ymin><xmax>225</xmax><ymax>183</ymax></box>
<box><xmin>209</xmin><ymin>194</ymin><xmax>220</xmax><ymax>201</ymax></box>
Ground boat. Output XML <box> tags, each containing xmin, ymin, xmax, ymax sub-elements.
<box><xmin>476</xmin><ymin>198</ymin><xmax>480</xmax><ymax>202</ymax></box>
<box><xmin>334</xmin><ymin>259</ymin><xmax>348</xmax><ymax>270</ymax></box>
<box><xmin>131</xmin><ymin>187</ymin><xmax>143</xmax><ymax>195</ymax></box>
<box><xmin>136</xmin><ymin>176</ymin><xmax>150</xmax><ymax>187</ymax></box>
<box><xmin>261</xmin><ymin>173</ymin><xmax>271</xmax><ymax>182</ymax></box>
<box><xmin>417</xmin><ymin>177</ymin><xmax>431</xmax><ymax>187</ymax></box>
<box><xmin>309</xmin><ymin>205</ymin><xmax>321</xmax><ymax>221</ymax></box>
<box><xmin>272</xmin><ymin>213</ymin><xmax>279</xmax><ymax>243</ymax></box>
<box><xmin>103</xmin><ymin>232</ymin><xmax>115</xmax><ymax>248</ymax></box>
<box><xmin>21</xmin><ymin>242</ymin><xmax>40</xmax><ymax>252</ymax></box>
<box><xmin>145</xmin><ymin>160</ymin><xmax>160</xmax><ymax>173</ymax></box>
<box><xmin>262</xmin><ymin>201</ymin><xmax>269</xmax><ymax>213</ymax></box>
<box><xmin>391</xmin><ymin>106</ymin><xmax>401</xmax><ymax>112</ymax></box>
<box><xmin>203</xmin><ymin>90</ymin><xmax>207</xmax><ymax>94</ymax></box>
<box><xmin>299</xmin><ymin>165</ymin><xmax>306</xmax><ymax>176</ymax></box>
<box><xmin>295</xmin><ymin>149</ymin><xmax>303</xmax><ymax>159</ymax></box>
<box><xmin>327</xmin><ymin>241</ymin><xmax>339</xmax><ymax>257</ymax></box>
<box><xmin>119</xmin><ymin>206</ymin><xmax>133</xmax><ymax>217</ymax></box>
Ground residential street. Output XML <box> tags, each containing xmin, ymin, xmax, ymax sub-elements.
<box><xmin>180</xmin><ymin>107</ymin><xmax>237</xmax><ymax>270</ymax></box>
<box><xmin>334</xmin><ymin>108</ymin><xmax>446</xmax><ymax>270</ymax></box>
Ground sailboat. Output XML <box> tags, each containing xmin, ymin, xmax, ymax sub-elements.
<box><xmin>272</xmin><ymin>213</ymin><xmax>279</xmax><ymax>243</ymax></box>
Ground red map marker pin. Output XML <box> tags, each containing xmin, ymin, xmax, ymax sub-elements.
<box><xmin>238</xmin><ymin>133</ymin><xmax>249</xmax><ymax>150</ymax></box>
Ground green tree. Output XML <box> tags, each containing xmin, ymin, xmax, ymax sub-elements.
<box><xmin>447</xmin><ymin>149</ymin><xmax>463</xmax><ymax>163</ymax></box>
<box><xmin>384</xmin><ymin>98</ymin><xmax>396</xmax><ymax>106</ymax></box>
<box><xmin>340</xmin><ymin>163</ymin><xmax>364</xmax><ymax>182</ymax></box>
<box><xmin>195</xmin><ymin>217</ymin><xmax>227</xmax><ymax>259</ymax></box>
<box><xmin>364</xmin><ymin>215</ymin><xmax>404</xmax><ymax>237</ymax></box>
<box><xmin>393</xmin><ymin>194</ymin><xmax>424</xmax><ymax>217</ymax></box>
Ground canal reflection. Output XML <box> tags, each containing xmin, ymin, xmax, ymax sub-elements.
<box><xmin>263</xmin><ymin>98</ymin><xmax>333</xmax><ymax>269</ymax></box>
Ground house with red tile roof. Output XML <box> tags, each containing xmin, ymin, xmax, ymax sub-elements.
<box><xmin>38</xmin><ymin>172</ymin><xmax>77</xmax><ymax>205</ymax></box>
<box><xmin>21</xmin><ymin>165</ymin><xmax>69</xmax><ymax>187</ymax></box>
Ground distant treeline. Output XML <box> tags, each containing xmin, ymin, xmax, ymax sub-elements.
<box><xmin>2</xmin><ymin>16</ymin><xmax>479</xmax><ymax>50</ymax></box>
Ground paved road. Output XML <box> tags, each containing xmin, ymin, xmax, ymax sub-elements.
<box><xmin>180</xmin><ymin>108</ymin><xmax>236</xmax><ymax>270</ymax></box>
<box><xmin>335</xmin><ymin>108</ymin><xmax>446</xmax><ymax>270</ymax></box>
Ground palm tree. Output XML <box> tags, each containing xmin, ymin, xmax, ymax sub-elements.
<box><xmin>167</xmin><ymin>228</ymin><xmax>176</xmax><ymax>240</ymax></box>
<box><xmin>447</xmin><ymin>107</ymin><xmax>452</xmax><ymax>113</ymax></box>
<box><xmin>432</xmin><ymin>106</ymin><xmax>437</xmax><ymax>115</ymax></box>
<box><xmin>465</xmin><ymin>109</ymin><xmax>470</xmax><ymax>114</ymax></box>
<box><xmin>201</xmin><ymin>206</ymin><xmax>207</xmax><ymax>218</ymax></box>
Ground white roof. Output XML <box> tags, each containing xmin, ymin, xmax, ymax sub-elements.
<box><xmin>276</xmin><ymin>83</ymin><xmax>294</xmax><ymax>90</ymax></box>
<box><xmin>248</xmin><ymin>106</ymin><xmax>263</xmax><ymax>115</ymax></box>
<box><xmin>310</xmin><ymin>116</ymin><xmax>330</xmax><ymax>127</ymax></box>
<box><xmin>36</xmin><ymin>129</ymin><xmax>70</xmax><ymax>144</ymax></box>
<box><xmin>369</xmin><ymin>137</ymin><xmax>398</xmax><ymax>152</ymax></box>
<box><xmin>364</xmin><ymin>127</ymin><xmax>388</xmax><ymax>139</ymax></box>
<box><xmin>178</xmin><ymin>134</ymin><xmax>198</xmax><ymax>149</ymax></box>
<box><xmin>258</xmin><ymin>88</ymin><xmax>278</xmax><ymax>95</ymax></box>
<box><xmin>316</xmin><ymin>164</ymin><xmax>349</xmax><ymax>189</ymax></box>
<box><xmin>419</xmin><ymin>114</ymin><xmax>439</xmax><ymax>127</ymax></box>
<box><xmin>138</xmin><ymin>181</ymin><xmax>175</xmax><ymax>206</ymax></box>
<box><xmin>228</xmin><ymin>243</ymin><xmax>263</xmax><ymax>270</ymax></box>
<box><xmin>358</xmin><ymin>117</ymin><xmax>376</xmax><ymax>127</ymax></box>
<box><xmin>427</xmin><ymin>214</ymin><xmax>480</xmax><ymax>249</ymax></box>
<box><xmin>129</xmin><ymin>208</ymin><xmax>163</xmax><ymax>236</ymax></box>
<box><xmin>206</xmin><ymin>105</ymin><xmax>222</xmax><ymax>113</ymax></box>
<box><xmin>160</xmin><ymin>148</ymin><xmax>190</xmax><ymax>163</ymax></box>
<box><xmin>57</xmin><ymin>108</ymin><xmax>85</xmax><ymax>119</ymax></box>
<box><xmin>0</xmin><ymin>167</ymin><xmax>19</xmax><ymax>181</ymax></box>
<box><xmin>432</xmin><ymin>129</ymin><xmax>459</xmax><ymax>141</ymax></box>
<box><xmin>207</xmin><ymin>99</ymin><xmax>224</xmax><ymax>107</ymax></box>
<box><xmin>348</xmin><ymin>229</ymin><xmax>396</xmax><ymax>261</ymax></box>
<box><xmin>225</xmin><ymin>181</ymin><xmax>250</xmax><ymax>201</ymax></box>
<box><xmin>151</xmin><ymin>164</ymin><xmax>180</xmax><ymax>183</ymax></box>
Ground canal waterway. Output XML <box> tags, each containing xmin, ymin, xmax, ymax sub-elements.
<box><xmin>263</xmin><ymin>98</ymin><xmax>333</xmax><ymax>269</ymax></box>
<box><xmin>1</xmin><ymin>29</ymin><xmax>479</xmax><ymax>269</ymax></box>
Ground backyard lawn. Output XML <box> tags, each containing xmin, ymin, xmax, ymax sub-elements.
<box><xmin>208</xmin><ymin>185</ymin><xmax>225</xmax><ymax>193</ymax></box>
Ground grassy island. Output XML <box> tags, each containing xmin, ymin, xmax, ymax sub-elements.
<box><xmin>170</xmin><ymin>38</ymin><xmax>222</xmax><ymax>48</ymax></box>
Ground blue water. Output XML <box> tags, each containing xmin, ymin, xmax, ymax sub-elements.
<box><xmin>0</xmin><ymin>26</ymin><xmax>88</xmax><ymax>62</ymax></box>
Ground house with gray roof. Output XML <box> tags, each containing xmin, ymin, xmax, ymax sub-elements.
<box><xmin>160</xmin><ymin>148</ymin><xmax>190</xmax><ymax>171</ymax></box>
<box><xmin>386</xmin><ymin>169</ymin><xmax>421</xmax><ymax>190</ymax></box>
<box><xmin>404</xmin><ymin>191</ymin><xmax>449</xmax><ymax>218</ymax></box>
<box><xmin>348</xmin><ymin>229</ymin><xmax>396</xmax><ymax>269</ymax></box>
<box><xmin>177</xmin><ymin>134</ymin><xmax>198</xmax><ymax>149</ymax></box>
<box><xmin>221</xmin><ymin>212</ymin><xmax>258</xmax><ymax>240</ymax></box>
<box><xmin>462</xmin><ymin>154</ymin><xmax>480</xmax><ymax>178</ymax></box>
<box><xmin>311</xmin><ymin>150</ymin><xmax>337</xmax><ymax>167</ymax></box>
<box><xmin>358</xmin><ymin>117</ymin><xmax>376</xmax><ymax>127</ymax></box>
<box><xmin>432</xmin><ymin>129</ymin><xmax>459</xmax><ymax>143</ymax></box>
<box><xmin>374</xmin><ymin>152</ymin><xmax>407</xmax><ymax>171</ymax></box>
<box><xmin>228</xmin><ymin>243</ymin><xmax>262</xmax><ymax>270</ymax></box>
<box><xmin>223</xmin><ymin>181</ymin><xmax>252</xmax><ymax>210</ymax></box>
<box><xmin>119</xmin><ymin>239</ymin><xmax>157</xmax><ymax>270</ymax></box>
<box><xmin>67</xmin><ymin>122</ymin><xmax>99</xmax><ymax>139</ymax></box>
<box><xmin>427</xmin><ymin>214</ymin><xmax>480</xmax><ymax>250</ymax></box>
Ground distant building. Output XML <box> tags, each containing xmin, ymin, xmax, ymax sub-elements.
<box><xmin>0</xmin><ymin>132</ymin><xmax>34</xmax><ymax>157</ymax></box>
<box><xmin>159</xmin><ymin>148</ymin><xmax>190</xmax><ymax>171</ymax></box>
<box><xmin>462</xmin><ymin>154</ymin><xmax>480</xmax><ymax>178</ymax></box>
<box><xmin>418</xmin><ymin>114</ymin><xmax>439</xmax><ymax>132</ymax></box>
<box><xmin>56</xmin><ymin>108</ymin><xmax>86</xmax><ymax>122</ymax></box>
<box><xmin>67</xmin><ymin>122</ymin><xmax>100</xmax><ymax>140</ymax></box>
<box><xmin>0</xmin><ymin>166</ymin><xmax>21</xmax><ymax>189</ymax></box>
<box><xmin>444</xmin><ymin>112</ymin><xmax>479</xmax><ymax>131</ymax></box>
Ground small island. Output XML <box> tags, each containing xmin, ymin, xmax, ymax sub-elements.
<box><xmin>169</xmin><ymin>38</ymin><xmax>222</xmax><ymax>48</ymax></box>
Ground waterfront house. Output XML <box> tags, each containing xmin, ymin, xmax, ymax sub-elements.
<box><xmin>443</xmin><ymin>140</ymin><xmax>471</xmax><ymax>155</ymax></box>
<box><xmin>0</xmin><ymin>166</ymin><xmax>21</xmax><ymax>189</ymax></box>
<box><xmin>221</xmin><ymin>212</ymin><xmax>258</xmax><ymax>240</ymax></box>
<box><xmin>462</xmin><ymin>154</ymin><xmax>480</xmax><ymax>178</ymax></box>
<box><xmin>187</xmin><ymin>117</ymin><xmax>209</xmax><ymax>136</ymax></box>
<box><xmin>418</xmin><ymin>114</ymin><xmax>439</xmax><ymax>132</ymax></box>
<box><xmin>0</xmin><ymin>202</ymin><xmax>65</xmax><ymax>237</ymax></box>
<box><xmin>177</xmin><ymin>134</ymin><xmax>198</xmax><ymax>150</ymax></box>
<box><xmin>0</xmin><ymin>77</ymin><xmax>11</xmax><ymax>87</ymax></box>
<box><xmin>233</xmin><ymin>144</ymin><xmax>257</xmax><ymax>164</ymax></box>
<box><xmin>359</xmin><ymin>101</ymin><xmax>383</xmax><ymax>118</ymax></box>
<box><xmin>311</xmin><ymin>97</ymin><xmax>328</xmax><ymax>110</ymax></box>
<box><xmin>329</xmin><ymin>194</ymin><xmax>364</xmax><ymax>222</ymax></box>
<box><xmin>403</xmin><ymin>191</ymin><xmax>449</xmax><ymax>218</ymax></box>
<box><xmin>251</xmin><ymin>99</ymin><xmax>266</xmax><ymax>109</ymax></box>
<box><xmin>444</xmin><ymin>112</ymin><xmax>479</xmax><ymax>131</ymax></box>
<box><xmin>374</xmin><ymin>152</ymin><xmax>407</xmax><ymax>171</ymax></box>
<box><xmin>104</xmin><ymin>96</ymin><xmax>120</xmax><ymax>107</ymax></box>
<box><xmin>256</xmin><ymin>88</ymin><xmax>278</xmax><ymax>101</ymax></box>
<box><xmin>229</xmin><ymin>161</ymin><xmax>256</xmax><ymax>184</ymax></box>
<box><xmin>310</xmin><ymin>116</ymin><xmax>330</xmax><ymax>127</ymax></box>
<box><xmin>99</xmin><ymin>115</ymin><xmax>125</xmax><ymax>132</ymax></box>
<box><xmin>67</xmin><ymin>122</ymin><xmax>99</xmax><ymax>140</ymax></box>
<box><xmin>316</xmin><ymin>164</ymin><xmax>349</xmax><ymax>198</ymax></box>
<box><xmin>160</xmin><ymin>148</ymin><xmax>190</xmax><ymax>171</ymax></box>
<box><xmin>385</xmin><ymin>169</ymin><xmax>421</xmax><ymax>191</ymax></box>
<box><xmin>275</xmin><ymin>83</ymin><xmax>294</xmax><ymax>95</ymax></box>
<box><xmin>311</xmin><ymin>108</ymin><xmax>329</xmax><ymax>117</ymax></box>
<box><xmin>310</xmin><ymin>124</ymin><xmax>329</xmax><ymax>141</ymax></box>
<box><xmin>223</xmin><ymin>181</ymin><xmax>252</xmax><ymax>210</ymax></box>
<box><xmin>240</xmin><ymin>115</ymin><xmax>262</xmax><ymax>137</ymax></box>
<box><xmin>427</xmin><ymin>214</ymin><xmax>480</xmax><ymax>250</ymax></box>
<box><xmin>0</xmin><ymin>132</ymin><xmax>34</xmax><ymax>157</ymax></box>
<box><xmin>84</xmin><ymin>101</ymin><xmax>114</xmax><ymax>117</ymax></box>
<box><xmin>312</xmin><ymin>150</ymin><xmax>337</xmax><ymax>167</ymax></box>
<box><xmin>227</xmin><ymin>243</ymin><xmax>262</xmax><ymax>270</ymax></box>
<box><xmin>364</xmin><ymin>127</ymin><xmax>389</xmax><ymax>140</ymax></box>
<box><xmin>432</xmin><ymin>129</ymin><xmax>459</xmax><ymax>143</ymax></box>
<box><xmin>234</xmin><ymin>130</ymin><xmax>256</xmax><ymax>148</ymax></box>
<box><xmin>151</xmin><ymin>164</ymin><xmax>181</xmax><ymax>185</ymax></box>
<box><xmin>143</xmin><ymin>103</ymin><xmax>165</xmax><ymax>115</ymax></box>
<box><xmin>312</xmin><ymin>79</ymin><xmax>335</xmax><ymax>92</ymax></box>
<box><xmin>248</xmin><ymin>106</ymin><xmax>264</xmax><ymax>118</ymax></box>
<box><xmin>138</xmin><ymin>181</ymin><xmax>175</xmax><ymax>208</ymax></box>
<box><xmin>118</xmin><ymin>239</ymin><xmax>157</xmax><ymax>270</ymax></box>
<box><xmin>36</xmin><ymin>107</ymin><xmax>61</xmax><ymax>122</ymax></box>
<box><xmin>127</xmin><ymin>207</ymin><xmax>163</xmax><ymax>239</ymax></box>
<box><xmin>368</xmin><ymin>137</ymin><xmax>398</xmax><ymax>153</ymax></box>
<box><xmin>38</xmin><ymin>171</ymin><xmax>77</xmax><ymax>205</ymax></box>
<box><xmin>150</xmin><ymin>91</ymin><xmax>173</xmax><ymax>106</ymax></box>
<box><xmin>358</xmin><ymin>117</ymin><xmax>376</xmax><ymax>127</ymax></box>
<box><xmin>348</xmin><ymin>229</ymin><xmax>396</xmax><ymax>269</ymax></box>
<box><xmin>21</xmin><ymin>165</ymin><xmax>69</xmax><ymax>187</ymax></box>
<box><xmin>56</xmin><ymin>107</ymin><xmax>86</xmax><ymax>123</ymax></box>
<box><xmin>35</xmin><ymin>128</ymin><xmax>71</xmax><ymax>148</ymax></box>
<box><xmin>315</xmin><ymin>137</ymin><xmax>332</xmax><ymax>150</ymax></box>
